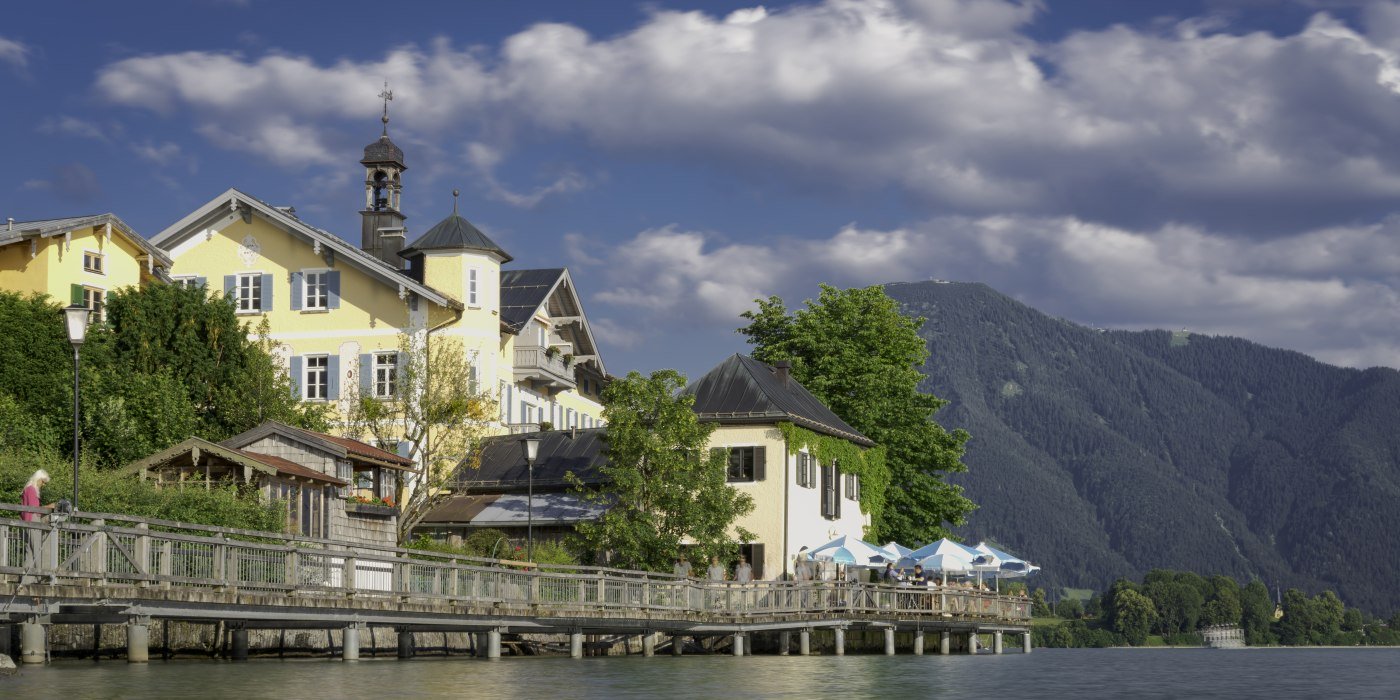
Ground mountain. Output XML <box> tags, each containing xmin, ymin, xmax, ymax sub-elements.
<box><xmin>886</xmin><ymin>280</ymin><xmax>1400</xmax><ymax>613</ymax></box>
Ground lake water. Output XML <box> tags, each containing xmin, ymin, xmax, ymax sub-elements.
<box><xmin>4</xmin><ymin>648</ymin><xmax>1399</xmax><ymax>699</ymax></box>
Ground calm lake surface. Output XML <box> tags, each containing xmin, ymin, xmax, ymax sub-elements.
<box><xmin>4</xmin><ymin>648</ymin><xmax>1399</xmax><ymax>699</ymax></box>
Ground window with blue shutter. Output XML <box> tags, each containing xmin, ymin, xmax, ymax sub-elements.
<box><xmin>359</xmin><ymin>353</ymin><xmax>373</xmax><ymax>396</ymax></box>
<box><xmin>290</xmin><ymin>271</ymin><xmax>303</xmax><ymax>311</ymax></box>
<box><xmin>223</xmin><ymin>275</ymin><xmax>235</xmax><ymax>298</ymax></box>
<box><xmin>327</xmin><ymin>271</ymin><xmax>341</xmax><ymax>309</ymax></box>
<box><xmin>289</xmin><ymin>356</ymin><xmax>303</xmax><ymax>398</ymax></box>
<box><xmin>327</xmin><ymin>355</ymin><xmax>341</xmax><ymax>399</ymax></box>
<box><xmin>260</xmin><ymin>273</ymin><xmax>274</xmax><ymax>310</ymax></box>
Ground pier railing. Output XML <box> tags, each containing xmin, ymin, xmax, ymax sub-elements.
<box><xmin>0</xmin><ymin>504</ymin><xmax>1030</xmax><ymax>623</ymax></box>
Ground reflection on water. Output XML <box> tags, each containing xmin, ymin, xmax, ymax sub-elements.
<box><xmin>4</xmin><ymin>648</ymin><xmax>1400</xmax><ymax>699</ymax></box>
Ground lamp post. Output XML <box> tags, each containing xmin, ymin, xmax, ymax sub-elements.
<box><xmin>523</xmin><ymin>436</ymin><xmax>542</xmax><ymax>562</ymax></box>
<box><xmin>63</xmin><ymin>304</ymin><xmax>90</xmax><ymax>512</ymax></box>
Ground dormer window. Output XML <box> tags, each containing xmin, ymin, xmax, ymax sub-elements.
<box><xmin>83</xmin><ymin>251</ymin><xmax>104</xmax><ymax>274</ymax></box>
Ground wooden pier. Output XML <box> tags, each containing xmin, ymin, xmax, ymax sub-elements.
<box><xmin>0</xmin><ymin>504</ymin><xmax>1032</xmax><ymax>663</ymax></box>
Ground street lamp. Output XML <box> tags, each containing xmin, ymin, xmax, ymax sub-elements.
<box><xmin>522</xmin><ymin>436</ymin><xmax>542</xmax><ymax>562</ymax></box>
<box><xmin>63</xmin><ymin>304</ymin><xmax>90</xmax><ymax>512</ymax></box>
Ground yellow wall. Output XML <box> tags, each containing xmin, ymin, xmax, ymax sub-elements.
<box><xmin>0</xmin><ymin>225</ymin><xmax>153</xmax><ymax>304</ymax></box>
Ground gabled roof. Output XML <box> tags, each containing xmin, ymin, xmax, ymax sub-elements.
<box><xmin>500</xmin><ymin>268</ymin><xmax>565</xmax><ymax>332</ymax></box>
<box><xmin>151</xmin><ymin>188</ymin><xmax>461</xmax><ymax>311</ymax></box>
<box><xmin>121</xmin><ymin>436</ymin><xmax>348</xmax><ymax>486</ymax></box>
<box><xmin>400</xmin><ymin>212</ymin><xmax>512</xmax><ymax>262</ymax></box>
<box><xmin>499</xmin><ymin>267</ymin><xmax>606</xmax><ymax>375</ymax></box>
<box><xmin>0</xmin><ymin>213</ymin><xmax>172</xmax><ymax>268</ymax></box>
<box><xmin>683</xmin><ymin>354</ymin><xmax>875</xmax><ymax>447</ymax></box>
<box><xmin>222</xmin><ymin>420</ymin><xmax>416</xmax><ymax>471</ymax></box>
<box><xmin>455</xmin><ymin>428</ymin><xmax>608</xmax><ymax>491</ymax></box>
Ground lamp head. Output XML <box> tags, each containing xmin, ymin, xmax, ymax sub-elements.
<box><xmin>63</xmin><ymin>304</ymin><xmax>91</xmax><ymax>346</ymax></box>
<box><xmin>523</xmin><ymin>436</ymin><xmax>542</xmax><ymax>462</ymax></box>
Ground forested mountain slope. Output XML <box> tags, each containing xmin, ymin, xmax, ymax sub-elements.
<box><xmin>886</xmin><ymin>281</ymin><xmax>1400</xmax><ymax>613</ymax></box>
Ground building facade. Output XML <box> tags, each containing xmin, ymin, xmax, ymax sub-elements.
<box><xmin>148</xmin><ymin>118</ymin><xmax>608</xmax><ymax>446</ymax></box>
<box><xmin>424</xmin><ymin>355</ymin><xmax>874</xmax><ymax>580</ymax></box>
<box><xmin>0</xmin><ymin>213</ymin><xmax>171</xmax><ymax>320</ymax></box>
<box><xmin>124</xmin><ymin>420</ymin><xmax>415</xmax><ymax>548</ymax></box>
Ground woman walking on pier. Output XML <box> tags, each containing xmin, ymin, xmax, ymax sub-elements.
<box><xmin>19</xmin><ymin>469</ymin><xmax>50</xmax><ymax>584</ymax></box>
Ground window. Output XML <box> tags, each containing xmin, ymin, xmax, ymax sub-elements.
<box><xmin>844</xmin><ymin>473</ymin><xmax>859</xmax><ymax>501</ymax></box>
<box><xmin>373</xmin><ymin>353</ymin><xmax>397</xmax><ymax>398</ymax></box>
<box><xmin>82</xmin><ymin>251</ymin><xmax>104</xmax><ymax>274</ymax></box>
<box><xmin>726</xmin><ymin>446</ymin><xmax>765</xmax><ymax>483</ymax></box>
<box><xmin>173</xmin><ymin>277</ymin><xmax>203</xmax><ymax>290</ymax></box>
<box><xmin>468</xmin><ymin>363</ymin><xmax>480</xmax><ymax>394</ymax></box>
<box><xmin>237</xmin><ymin>273</ymin><xmax>262</xmax><ymax>312</ymax></box>
<box><xmin>305</xmin><ymin>355</ymin><xmax>329</xmax><ymax>400</ymax></box>
<box><xmin>354</xmin><ymin>465</ymin><xmax>383</xmax><ymax>499</ymax></box>
<box><xmin>304</xmin><ymin>271</ymin><xmax>328</xmax><ymax>310</ymax></box>
<box><xmin>79</xmin><ymin>287</ymin><xmax>105</xmax><ymax>324</ymax></box>
<box><xmin>797</xmin><ymin>452</ymin><xmax>816</xmax><ymax>488</ymax></box>
<box><xmin>467</xmin><ymin>267</ymin><xmax>480</xmax><ymax>306</ymax></box>
<box><xmin>821</xmin><ymin>461</ymin><xmax>841</xmax><ymax>520</ymax></box>
<box><xmin>536</xmin><ymin>321</ymin><xmax>548</xmax><ymax>347</ymax></box>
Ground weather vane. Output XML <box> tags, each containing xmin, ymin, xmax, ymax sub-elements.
<box><xmin>379</xmin><ymin>81</ymin><xmax>393</xmax><ymax>136</ymax></box>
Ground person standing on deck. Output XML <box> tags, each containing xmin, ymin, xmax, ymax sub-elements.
<box><xmin>19</xmin><ymin>469</ymin><xmax>51</xmax><ymax>584</ymax></box>
<box><xmin>734</xmin><ymin>555</ymin><xmax>753</xmax><ymax>584</ymax></box>
<box><xmin>674</xmin><ymin>555</ymin><xmax>693</xmax><ymax>579</ymax></box>
<box><xmin>707</xmin><ymin>555</ymin><xmax>727</xmax><ymax>582</ymax></box>
<box><xmin>793</xmin><ymin>547</ymin><xmax>813</xmax><ymax>582</ymax></box>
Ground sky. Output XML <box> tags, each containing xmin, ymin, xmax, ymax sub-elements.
<box><xmin>5</xmin><ymin>0</ymin><xmax>1400</xmax><ymax>378</ymax></box>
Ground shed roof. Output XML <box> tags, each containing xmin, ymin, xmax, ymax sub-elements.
<box><xmin>422</xmin><ymin>492</ymin><xmax>607</xmax><ymax>527</ymax></box>
<box><xmin>121</xmin><ymin>437</ymin><xmax>348</xmax><ymax>486</ymax></box>
<box><xmin>683</xmin><ymin>354</ymin><xmax>875</xmax><ymax>447</ymax></box>
<box><xmin>222</xmin><ymin>421</ymin><xmax>416</xmax><ymax>471</ymax></box>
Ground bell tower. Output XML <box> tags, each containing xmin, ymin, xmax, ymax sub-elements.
<box><xmin>360</xmin><ymin>82</ymin><xmax>408</xmax><ymax>269</ymax></box>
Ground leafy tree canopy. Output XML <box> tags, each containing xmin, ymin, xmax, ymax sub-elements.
<box><xmin>738</xmin><ymin>283</ymin><xmax>973</xmax><ymax>543</ymax></box>
<box><xmin>569</xmin><ymin>369</ymin><xmax>755</xmax><ymax>571</ymax></box>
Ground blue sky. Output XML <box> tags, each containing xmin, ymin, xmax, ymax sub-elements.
<box><xmin>5</xmin><ymin>0</ymin><xmax>1400</xmax><ymax>377</ymax></box>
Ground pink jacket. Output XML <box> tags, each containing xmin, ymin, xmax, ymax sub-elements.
<box><xmin>21</xmin><ymin>484</ymin><xmax>39</xmax><ymax>522</ymax></box>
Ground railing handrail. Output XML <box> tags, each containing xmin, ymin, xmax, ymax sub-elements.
<box><xmin>0</xmin><ymin>505</ymin><xmax>1031</xmax><ymax>622</ymax></box>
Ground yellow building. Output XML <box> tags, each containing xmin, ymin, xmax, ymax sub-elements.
<box><xmin>0</xmin><ymin>213</ymin><xmax>172</xmax><ymax>318</ymax></box>
<box><xmin>148</xmin><ymin>120</ymin><xmax>607</xmax><ymax>447</ymax></box>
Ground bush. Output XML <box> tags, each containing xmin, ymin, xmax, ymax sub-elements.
<box><xmin>0</xmin><ymin>449</ymin><xmax>283</xmax><ymax>532</ymax></box>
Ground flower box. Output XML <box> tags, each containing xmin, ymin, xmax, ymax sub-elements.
<box><xmin>345</xmin><ymin>501</ymin><xmax>397</xmax><ymax>517</ymax></box>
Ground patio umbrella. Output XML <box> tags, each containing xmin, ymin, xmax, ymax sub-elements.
<box><xmin>897</xmin><ymin>538</ymin><xmax>980</xmax><ymax>569</ymax></box>
<box><xmin>883</xmin><ymin>542</ymin><xmax>914</xmax><ymax>560</ymax></box>
<box><xmin>807</xmin><ymin>535</ymin><xmax>893</xmax><ymax>568</ymax></box>
<box><xmin>915</xmin><ymin>552</ymin><xmax>973</xmax><ymax>585</ymax></box>
<box><xmin>972</xmin><ymin>542</ymin><xmax>1039</xmax><ymax>591</ymax></box>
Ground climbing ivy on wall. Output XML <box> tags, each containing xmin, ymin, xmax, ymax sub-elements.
<box><xmin>777</xmin><ymin>422</ymin><xmax>890</xmax><ymax>534</ymax></box>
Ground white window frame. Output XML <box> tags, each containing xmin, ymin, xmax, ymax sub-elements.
<box><xmin>81</xmin><ymin>286</ymin><xmax>105</xmax><ymax>324</ymax></box>
<box><xmin>303</xmin><ymin>269</ymin><xmax>329</xmax><ymax>311</ymax></box>
<box><xmin>237</xmin><ymin>272</ymin><xmax>263</xmax><ymax>313</ymax></box>
<box><xmin>536</xmin><ymin>321</ymin><xmax>548</xmax><ymax>347</ymax></box>
<box><xmin>304</xmin><ymin>355</ymin><xmax>329</xmax><ymax>401</ymax></box>
<box><xmin>172</xmin><ymin>276</ymin><xmax>200</xmax><ymax>290</ymax></box>
<box><xmin>467</xmin><ymin>266</ymin><xmax>480</xmax><ymax>307</ymax></box>
<box><xmin>82</xmin><ymin>250</ymin><xmax>104</xmax><ymax>274</ymax></box>
<box><xmin>373</xmin><ymin>352</ymin><xmax>397</xmax><ymax>399</ymax></box>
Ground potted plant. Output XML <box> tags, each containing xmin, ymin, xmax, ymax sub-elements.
<box><xmin>544</xmin><ymin>346</ymin><xmax>559</xmax><ymax>359</ymax></box>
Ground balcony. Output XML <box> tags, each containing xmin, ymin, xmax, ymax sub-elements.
<box><xmin>514</xmin><ymin>344</ymin><xmax>576</xmax><ymax>391</ymax></box>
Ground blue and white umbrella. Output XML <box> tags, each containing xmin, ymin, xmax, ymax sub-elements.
<box><xmin>807</xmin><ymin>535</ymin><xmax>893</xmax><ymax>568</ymax></box>
<box><xmin>897</xmin><ymin>538</ymin><xmax>980</xmax><ymax>570</ymax></box>
<box><xmin>972</xmin><ymin>542</ymin><xmax>1040</xmax><ymax>591</ymax></box>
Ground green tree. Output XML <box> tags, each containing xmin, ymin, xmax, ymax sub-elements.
<box><xmin>1277</xmin><ymin>588</ymin><xmax>1315</xmax><ymax>645</ymax></box>
<box><xmin>1112</xmin><ymin>588</ymin><xmax>1157</xmax><ymax>646</ymax></box>
<box><xmin>1056</xmin><ymin>598</ymin><xmax>1084</xmax><ymax>620</ymax></box>
<box><xmin>738</xmin><ymin>284</ymin><xmax>973</xmax><ymax>543</ymax></box>
<box><xmin>344</xmin><ymin>333</ymin><xmax>497</xmax><ymax>543</ymax></box>
<box><xmin>1031</xmin><ymin>588</ymin><xmax>1052</xmax><ymax>617</ymax></box>
<box><xmin>569</xmin><ymin>369</ymin><xmax>755</xmax><ymax>571</ymax></box>
<box><xmin>1201</xmin><ymin>575</ymin><xmax>1243</xmax><ymax>627</ymax></box>
<box><xmin>1144</xmin><ymin>574</ymin><xmax>1204</xmax><ymax>635</ymax></box>
<box><xmin>1240</xmin><ymin>580</ymin><xmax>1277</xmax><ymax>645</ymax></box>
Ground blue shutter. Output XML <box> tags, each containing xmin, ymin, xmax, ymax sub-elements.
<box><xmin>223</xmin><ymin>275</ymin><xmax>235</xmax><ymax>298</ymax></box>
<box><xmin>289</xmin><ymin>271</ymin><xmax>303</xmax><ymax>311</ymax></box>
<box><xmin>289</xmin><ymin>356</ymin><xmax>303</xmax><ymax>399</ymax></box>
<box><xmin>396</xmin><ymin>441</ymin><xmax>412</xmax><ymax>458</ymax></box>
<box><xmin>195</xmin><ymin>276</ymin><xmax>207</xmax><ymax>290</ymax></box>
<box><xmin>327</xmin><ymin>355</ymin><xmax>341</xmax><ymax>399</ymax></box>
<box><xmin>260</xmin><ymin>273</ymin><xmax>273</xmax><ymax>311</ymax></box>
<box><xmin>327</xmin><ymin>271</ymin><xmax>341</xmax><ymax>309</ymax></box>
<box><xmin>359</xmin><ymin>353</ymin><xmax>373</xmax><ymax>396</ymax></box>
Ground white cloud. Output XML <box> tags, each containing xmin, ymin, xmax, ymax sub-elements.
<box><xmin>88</xmin><ymin>0</ymin><xmax>1400</xmax><ymax>230</ymax></box>
<box><xmin>0</xmin><ymin>37</ymin><xmax>28</xmax><ymax>70</ymax></box>
<box><xmin>37</xmin><ymin>116</ymin><xmax>108</xmax><ymax>141</ymax></box>
<box><xmin>132</xmin><ymin>141</ymin><xmax>184</xmax><ymax>166</ymax></box>
<box><xmin>582</xmin><ymin>214</ymin><xmax>1400</xmax><ymax>370</ymax></box>
<box><xmin>464</xmin><ymin>141</ymin><xmax>588</xmax><ymax>208</ymax></box>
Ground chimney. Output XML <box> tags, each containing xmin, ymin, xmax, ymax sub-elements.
<box><xmin>6</xmin><ymin>218</ymin><xmax>12</xmax><ymax>231</ymax></box>
<box><xmin>379</xmin><ymin>228</ymin><xmax>405</xmax><ymax>269</ymax></box>
<box><xmin>773</xmin><ymin>360</ymin><xmax>791</xmax><ymax>385</ymax></box>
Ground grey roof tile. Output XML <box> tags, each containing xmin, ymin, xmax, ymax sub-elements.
<box><xmin>683</xmin><ymin>354</ymin><xmax>875</xmax><ymax>446</ymax></box>
<box><xmin>400</xmin><ymin>212</ymin><xmax>512</xmax><ymax>262</ymax></box>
